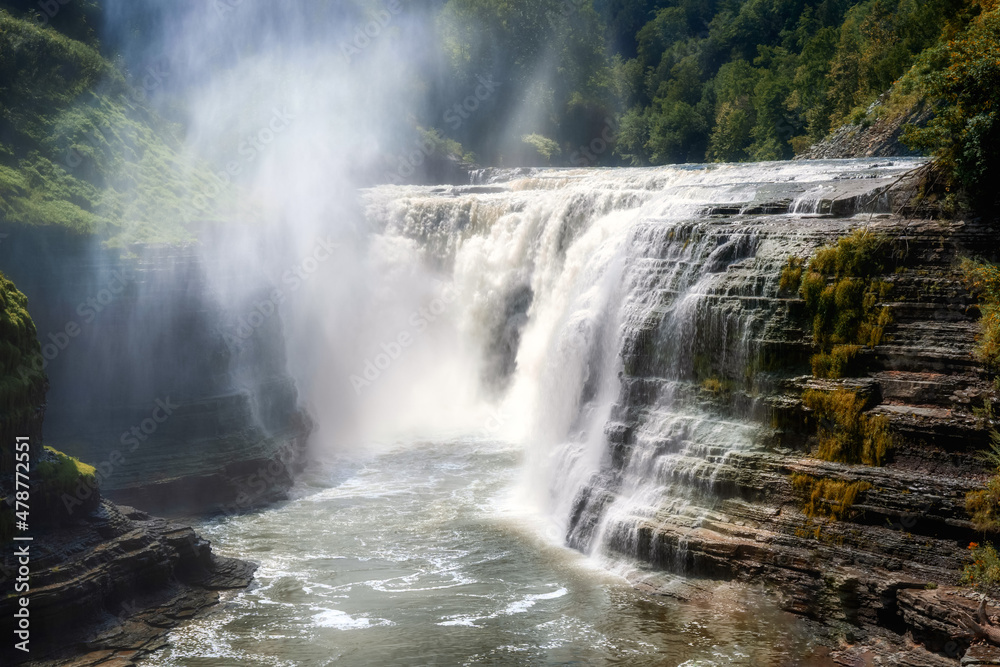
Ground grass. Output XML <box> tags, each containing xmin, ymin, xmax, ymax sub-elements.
<box><xmin>790</xmin><ymin>229</ymin><xmax>895</xmax><ymax>378</ymax></box>
<box><xmin>791</xmin><ymin>473</ymin><xmax>872</xmax><ymax>522</ymax></box>
<box><xmin>802</xmin><ymin>388</ymin><xmax>897</xmax><ymax>466</ymax></box>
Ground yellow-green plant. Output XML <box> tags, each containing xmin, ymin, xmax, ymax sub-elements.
<box><xmin>792</xmin><ymin>229</ymin><xmax>894</xmax><ymax>378</ymax></box>
<box><xmin>966</xmin><ymin>428</ymin><xmax>1000</xmax><ymax>532</ymax></box>
<box><xmin>803</xmin><ymin>388</ymin><xmax>897</xmax><ymax>466</ymax></box>
<box><xmin>37</xmin><ymin>446</ymin><xmax>97</xmax><ymax>496</ymax></box>
<box><xmin>779</xmin><ymin>256</ymin><xmax>804</xmax><ymax>293</ymax></box>
<box><xmin>791</xmin><ymin>473</ymin><xmax>872</xmax><ymax>521</ymax></box>
<box><xmin>962</xmin><ymin>258</ymin><xmax>1000</xmax><ymax>370</ymax></box>
<box><xmin>962</xmin><ymin>542</ymin><xmax>1000</xmax><ymax>593</ymax></box>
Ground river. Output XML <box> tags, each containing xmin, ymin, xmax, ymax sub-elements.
<box><xmin>139</xmin><ymin>435</ymin><xmax>832</xmax><ymax>666</ymax></box>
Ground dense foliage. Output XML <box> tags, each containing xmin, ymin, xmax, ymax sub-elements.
<box><xmin>0</xmin><ymin>4</ymin><xmax>230</xmax><ymax>244</ymax></box>
<box><xmin>430</xmin><ymin>0</ymin><xmax>1000</xmax><ymax>205</ymax></box>
<box><xmin>3</xmin><ymin>0</ymin><xmax>1000</xmax><ymax>237</ymax></box>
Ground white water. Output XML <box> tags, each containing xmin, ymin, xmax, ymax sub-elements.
<box><xmin>352</xmin><ymin>159</ymin><xmax>919</xmax><ymax>555</ymax></box>
<box><xmin>138</xmin><ymin>159</ymin><xmax>919</xmax><ymax>664</ymax></box>
<box><xmin>140</xmin><ymin>438</ymin><xmax>829</xmax><ymax>665</ymax></box>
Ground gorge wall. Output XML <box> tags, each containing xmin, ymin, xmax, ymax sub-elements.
<box><xmin>365</xmin><ymin>160</ymin><xmax>1000</xmax><ymax>664</ymax></box>
<box><xmin>0</xmin><ymin>228</ymin><xmax>311</xmax><ymax>516</ymax></box>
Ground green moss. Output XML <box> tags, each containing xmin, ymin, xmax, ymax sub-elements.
<box><xmin>37</xmin><ymin>446</ymin><xmax>96</xmax><ymax>494</ymax></box>
<box><xmin>701</xmin><ymin>376</ymin><xmax>732</xmax><ymax>395</ymax></box>
<box><xmin>810</xmin><ymin>344</ymin><xmax>862</xmax><ymax>379</ymax></box>
<box><xmin>792</xmin><ymin>229</ymin><xmax>895</xmax><ymax>378</ymax></box>
<box><xmin>0</xmin><ymin>271</ymin><xmax>46</xmax><ymax>431</ymax></box>
<box><xmin>802</xmin><ymin>388</ymin><xmax>897</xmax><ymax>466</ymax></box>
<box><xmin>779</xmin><ymin>256</ymin><xmax>804</xmax><ymax>293</ymax></box>
<box><xmin>791</xmin><ymin>473</ymin><xmax>871</xmax><ymax>522</ymax></box>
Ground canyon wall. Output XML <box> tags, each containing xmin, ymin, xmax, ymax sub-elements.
<box><xmin>367</xmin><ymin>160</ymin><xmax>1000</xmax><ymax>663</ymax></box>
<box><xmin>0</xmin><ymin>228</ymin><xmax>310</xmax><ymax>516</ymax></box>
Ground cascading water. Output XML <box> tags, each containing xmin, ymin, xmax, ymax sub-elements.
<box><xmin>359</xmin><ymin>159</ymin><xmax>920</xmax><ymax>564</ymax></box>
<box><xmin>139</xmin><ymin>159</ymin><xmax>922</xmax><ymax>665</ymax></box>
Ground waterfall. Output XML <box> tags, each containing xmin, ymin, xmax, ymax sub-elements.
<box><xmin>360</xmin><ymin>158</ymin><xmax>921</xmax><ymax>565</ymax></box>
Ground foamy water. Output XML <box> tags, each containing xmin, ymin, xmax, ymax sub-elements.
<box><xmin>139</xmin><ymin>437</ymin><xmax>829</xmax><ymax>666</ymax></box>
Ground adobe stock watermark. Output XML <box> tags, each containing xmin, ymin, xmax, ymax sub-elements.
<box><xmin>219</xmin><ymin>236</ymin><xmax>338</xmax><ymax>350</ymax></box>
<box><xmin>349</xmin><ymin>284</ymin><xmax>459</xmax><ymax>394</ymax></box>
<box><xmin>570</xmin><ymin>117</ymin><xmax>619</xmax><ymax>167</ymax></box>
<box><xmin>60</xmin><ymin>397</ymin><xmax>179</xmax><ymax>514</ymax></box>
<box><xmin>14</xmin><ymin>269</ymin><xmax>133</xmax><ymax>385</ymax></box>
<box><xmin>340</xmin><ymin>0</ymin><xmax>405</xmax><ymax>65</ymax></box>
<box><xmin>220</xmin><ymin>439</ymin><xmax>300</xmax><ymax>517</ymax></box>
<box><xmin>27</xmin><ymin>0</ymin><xmax>72</xmax><ymax>26</ymax></box>
<box><xmin>189</xmin><ymin>106</ymin><xmax>296</xmax><ymax>216</ymax></box>
<box><xmin>444</xmin><ymin>76</ymin><xmax>501</xmax><ymax>131</ymax></box>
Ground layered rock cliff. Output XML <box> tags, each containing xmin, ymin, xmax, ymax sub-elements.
<box><xmin>366</xmin><ymin>161</ymin><xmax>1000</xmax><ymax>664</ymax></box>
<box><xmin>565</xmin><ymin>185</ymin><xmax>1000</xmax><ymax>663</ymax></box>
<box><xmin>0</xmin><ymin>272</ymin><xmax>260</xmax><ymax>666</ymax></box>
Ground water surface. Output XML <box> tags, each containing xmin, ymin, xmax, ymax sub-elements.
<box><xmin>140</xmin><ymin>439</ymin><xmax>831</xmax><ymax>666</ymax></box>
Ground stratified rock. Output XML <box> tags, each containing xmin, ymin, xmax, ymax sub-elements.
<box><xmin>0</xmin><ymin>501</ymin><xmax>255</xmax><ymax>665</ymax></box>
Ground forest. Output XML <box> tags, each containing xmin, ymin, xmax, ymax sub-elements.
<box><xmin>1</xmin><ymin>0</ymin><xmax>998</xmax><ymax>236</ymax></box>
<box><xmin>426</xmin><ymin>0</ymin><xmax>999</xmax><ymax>207</ymax></box>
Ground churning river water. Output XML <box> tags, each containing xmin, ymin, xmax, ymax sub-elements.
<box><xmin>138</xmin><ymin>437</ymin><xmax>832</xmax><ymax>666</ymax></box>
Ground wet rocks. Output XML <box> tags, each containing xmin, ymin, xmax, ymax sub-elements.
<box><xmin>0</xmin><ymin>502</ymin><xmax>254</xmax><ymax>665</ymax></box>
<box><xmin>581</xmin><ymin>206</ymin><xmax>1000</xmax><ymax>661</ymax></box>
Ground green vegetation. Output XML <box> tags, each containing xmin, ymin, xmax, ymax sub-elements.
<box><xmin>520</xmin><ymin>134</ymin><xmax>562</xmax><ymax>165</ymax></box>
<box><xmin>962</xmin><ymin>541</ymin><xmax>1000</xmax><ymax>592</ymax></box>
<box><xmin>779</xmin><ymin>256</ymin><xmax>805</xmax><ymax>294</ymax></box>
<box><xmin>0</xmin><ymin>6</ymin><xmax>231</xmax><ymax>244</ymax></box>
<box><xmin>965</xmin><ymin>424</ymin><xmax>1000</xmax><ymax>530</ymax></box>
<box><xmin>962</xmin><ymin>258</ymin><xmax>1000</xmax><ymax>371</ymax></box>
<box><xmin>791</xmin><ymin>472</ymin><xmax>872</xmax><ymax>521</ymax></box>
<box><xmin>428</xmin><ymin>0</ymin><xmax>1000</xmax><ymax>209</ymax></box>
<box><xmin>0</xmin><ymin>271</ymin><xmax>46</xmax><ymax>434</ymax></box>
<box><xmin>788</xmin><ymin>229</ymin><xmax>894</xmax><ymax>378</ymax></box>
<box><xmin>701</xmin><ymin>376</ymin><xmax>733</xmax><ymax>395</ymax></box>
<box><xmin>802</xmin><ymin>388</ymin><xmax>896</xmax><ymax>465</ymax></box>
<box><xmin>899</xmin><ymin>1</ymin><xmax>1000</xmax><ymax>208</ymax></box>
<box><xmin>37</xmin><ymin>445</ymin><xmax>96</xmax><ymax>494</ymax></box>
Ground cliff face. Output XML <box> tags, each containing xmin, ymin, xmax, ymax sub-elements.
<box><xmin>0</xmin><ymin>271</ymin><xmax>261</xmax><ymax>665</ymax></box>
<box><xmin>366</xmin><ymin>162</ymin><xmax>1000</xmax><ymax>663</ymax></box>
<box><xmin>567</xmin><ymin>201</ymin><xmax>999</xmax><ymax>662</ymax></box>
<box><xmin>0</xmin><ymin>501</ymin><xmax>256</xmax><ymax>666</ymax></box>
<box><xmin>0</xmin><ymin>227</ymin><xmax>311</xmax><ymax>516</ymax></box>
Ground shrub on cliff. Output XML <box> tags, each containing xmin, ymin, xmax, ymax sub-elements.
<box><xmin>962</xmin><ymin>542</ymin><xmax>1000</xmax><ymax>592</ymax></box>
<box><xmin>785</xmin><ymin>229</ymin><xmax>895</xmax><ymax>378</ymax></box>
<box><xmin>963</xmin><ymin>258</ymin><xmax>1000</xmax><ymax>371</ymax></box>
<box><xmin>803</xmin><ymin>388</ymin><xmax>897</xmax><ymax>466</ymax></box>
<box><xmin>791</xmin><ymin>473</ymin><xmax>872</xmax><ymax>522</ymax></box>
<box><xmin>902</xmin><ymin>2</ymin><xmax>1000</xmax><ymax>210</ymax></box>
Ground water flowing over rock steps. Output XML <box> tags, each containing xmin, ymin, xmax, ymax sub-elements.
<box><xmin>574</xmin><ymin>215</ymin><xmax>999</xmax><ymax>664</ymax></box>
<box><xmin>366</xmin><ymin>162</ymin><xmax>993</xmax><ymax>663</ymax></box>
